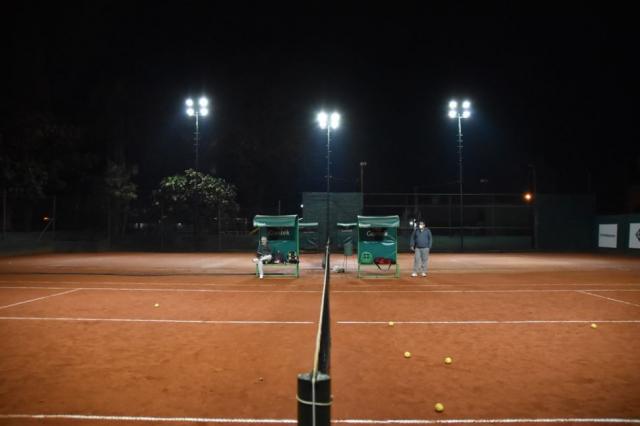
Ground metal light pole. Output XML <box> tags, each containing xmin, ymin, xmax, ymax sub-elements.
<box><xmin>317</xmin><ymin>111</ymin><xmax>340</xmax><ymax>245</ymax></box>
<box><xmin>448</xmin><ymin>100</ymin><xmax>471</xmax><ymax>251</ymax></box>
<box><xmin>528</xmin><ymin>163</ymin><xmax>538</xmax><ymax>249</ymax></box>
<box><xmin>359</xmin><ymin>161</ymin><xmax>367</xmax><ymax>193</ymax></box>
<box><xmin>185</xmin><ymin>97</ymin><xmax>209</xmax><ymax>171</ymax></box>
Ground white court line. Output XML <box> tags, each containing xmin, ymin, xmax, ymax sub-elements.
<box><xmin>0</xmin><ymin>316</ymin><xmax>313</xmax><ymax>325</ymax></box>
<box><xmin>0</xmin><ymin>288</ymin><xmax>80</xmax><ymax>311</ymax></box>
<box><xmin>0</xmin><ymin>414</ymin><xmax>639</xmax><ymax>424</ymax></box>
<box><xmin>2</xmin><ymin>286</ymin><xmax>640</xmax><ymax>295</ymax></box>
<box><xmin>578</xmin><ymin>291</ymin><xmax>640</xmax><ymax>308</ymax></box>
<box><xmin>0</xmin><ymin>279</ymin><xmax>639</xmax><ymax>288</ymax></box>
<box><xmin>334</xmin><ymin>289</ymin><xmax>640</xmax><ymax>293</ymax></box>
<box><xmin>0</xmin><ymin>280</ymin><xmax>323</xmax><ymax>287</ymax></box>
<box><xmin>338</xmin><ymin>320</ymin><xmax>640</xmax><ymax>325</ymax></box>
<box><xmin>0</xmin><ymin>286</ymin><xmax>319</xmax><ymax>293</ymax></box>
<box><xmin>335</xmin><ymin>419</ymin><xmax>640</xmax><ymax>424</ymax></box>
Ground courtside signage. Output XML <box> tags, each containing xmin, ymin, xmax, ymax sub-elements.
<box><xmin>629</xmin><ymin>223</ymin><xmax>640</xmax><ymax>249</ymax></box>
<box><xmin>598</xmin><ymin>224</ymin><xmax>617</xmax><ymax>248</ymax></box>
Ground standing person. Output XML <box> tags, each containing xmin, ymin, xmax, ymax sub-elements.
<box><xmin>410</xmin><ymin>220</ymin><xmax>432</xmax><ymax>277</ymax></box>
<box><xmin>253</xmin><ymin>236</ymin><xmax>272</xmax><ymax>279</ymax></box>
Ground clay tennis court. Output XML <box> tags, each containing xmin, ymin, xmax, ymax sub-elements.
<box><xmin>1</xmin><ymin>252</ymin><xmax>639</xmax><ymax>425</ymax></box>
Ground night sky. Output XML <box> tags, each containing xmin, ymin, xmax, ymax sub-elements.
<box><xmin>2</xmin><ymin>5</ymin><xmax>637</xmax><ymax>215</ymax></box>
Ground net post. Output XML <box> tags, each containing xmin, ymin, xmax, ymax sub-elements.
<box><xmin>297</xmin><ymin>372</ymin><xmax>331</xmax><ymax>426</ymax></box>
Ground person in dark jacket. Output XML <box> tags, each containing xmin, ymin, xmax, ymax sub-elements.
<box><xmin>252</xmin><ymin>236</ymin><xmax>272</xmax><ymax>279</ymax></box>
<box><xmin>409</xmin><ymin>220</ymin><xmax>433</xmax><ymax>277</ymax></box>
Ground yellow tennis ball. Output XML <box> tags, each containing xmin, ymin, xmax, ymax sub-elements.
<box><xmin>444</xmin><ymin>357</ymin><xmax>453</xmax><ymax>365</ymax></box>
<box><xmin>591</xmin><ymin>323</ymin><xmax>598</xmax><ymax>329</ymax></box>
<box><xmin>435</xmin><ymin>402</ymin><xmax>444</xmax><ymax>412</ymax></box>
<box><xmin>388</xmin><ymin>321</ymin><xmax>395</xmax><ymax>326</ymax></box>
<box><xmin>404</xmin><ymin>351</ymin><xmax>411</xmax><ymax>358</ymax></box>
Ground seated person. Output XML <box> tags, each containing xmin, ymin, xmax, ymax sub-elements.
<box><xmin>252</xmin><ymin>236</ymin><xmax>272</xmax><ymax>279</ymax></box>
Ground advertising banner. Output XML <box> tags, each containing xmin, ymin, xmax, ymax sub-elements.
<box><xmin>629</xmin><ymin>223</ymin><xmax>640</xmax><ymax>249</ymax></box>
<box><xmin>598</xmin><ymin>224</ymin><xmax>617</xmax><ymax>248</ymax></box>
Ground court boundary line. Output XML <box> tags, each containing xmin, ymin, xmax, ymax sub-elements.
<box><xmin>0</xmin><ymin>279</ymin><xmax>639</xmax><ymax>288</ymax></box>
<box><xmin>1</xmin><ymin>414</ymin><xmax>639</xmax><ymax>424</ymax></box>
<box><xmin>2</xmin><ymin>286</ymin><xmax>640</xmax><ymax>294</ymax></box>
<box><xmin>337</xmin><ymin>320</ymin><xmax>640</xmax><ymax>325</ymax></box>
<box><xmin>0</xmin><ymin>288</ymin><xmax>80</xmax><ymax>311</ymax></box>
<box><xmin>577</xmin><ymin>290</ymin><xmax>640</xmax><ymax>308</ymax></box>
<box><xmin>2</xmin><ymin>316</ymin><xmax>639</xmax><ymax>326</ymax></box>
<box><xmin>0</xmin><ymin>316</ymin><xmax>314</xmax><ymax>325</ymax></box>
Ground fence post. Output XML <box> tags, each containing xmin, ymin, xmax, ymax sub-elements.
<box><xmin>52</xmin><ymin>195</ymin><xmax>57</xmax><ymax>241</ymax></box>
<box><xmin>2</xmin><ymin>188</ymin><xmax>6</xmax><ymax>240</ymax></box>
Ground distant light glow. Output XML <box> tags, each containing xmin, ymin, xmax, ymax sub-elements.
<box><xmin>199</xmin><ymin>97</ymin><xmax>208</xmax><ymax>107</ymax></box>
<box><xmin>449</xmin><ymin>100</ymin><xmax>458</xmax><ymax>110</ymax></box>
<box><xmin>448</xmin><ymin>110</ymin><xmax>458</xmax><ymax>118</ymax></box>
<box><xmin>462</xmin><ymin>110</ymin><xmax>471</xmax><ymax>118</ymax></box>
<box><xmin>317</xmin><ymin>112</ymin><xmax>328</xmax><ymax>129</ymax></box>
<box><xmin>524</xmin><ymin>192</ymin><xmax>533</xmax><ymax>202</ymax></box>
<box><xmin>185</xmin><ymin>99</ymin><xmax>194</xmax><ymax>107</ymax></box>
<box><xmin>200</xmin><ymin>108</ymin><xmax>209</xmax><ymax>116</ymax></box>
<box><xmin>462</xmin><ymin>100</ymin><xmax>471</xmax><ymax>109</ymax></box>
<box><xmin>186</xmin><ymin>108</ymin><xmax>195</xmax><ymax>116</ymax></box>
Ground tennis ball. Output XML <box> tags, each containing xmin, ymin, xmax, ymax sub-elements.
<box><xmin>388</xmin><ymin>321</ymin><xmax>395</xmax><ymax>326</ymax></box>
<box><xmin>591</xmin><ymin>323</ymin><xmax>598</xmax><ymax>329</ymax></box>
<box><xmin>154</xmin><ymin>303</ymin><xmax>159</xmax><ymax>307</ymax></box>
<box><xmin>444</xmin><ymin>357</ymin><xmax>453</xmax><ymax>365</ymax></box>
<box><xmin>435</xmin><ymin>403</ymin><xmax>444</xmax><ymax>412</ymax></box>
<box><xmin>404</xmin><ymin>351</ymin><xmax>411</xmax><ymax>358</ymax></box>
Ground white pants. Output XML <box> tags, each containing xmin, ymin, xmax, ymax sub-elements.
<box><xmin>253</xmin><ymin>255</ymin><xmax>272</xmax><ymax>276</ymax></box>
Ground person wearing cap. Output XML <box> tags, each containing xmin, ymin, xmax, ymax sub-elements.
<box><xmin>409</xmin><ymin>220</ymin><xmax>432</xmax><ymax>277</ymax></box>
<box><xmin>253</xmin><ymin>236</ymin><xmax>273</xmax><ymax>279</ymax></box>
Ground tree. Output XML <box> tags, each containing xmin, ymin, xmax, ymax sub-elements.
<box><xmin>155</xmin><ymin>169</ymin><xmax>237</xmax><ymax>247</ymax></box>
<box><xmin>104</xmin><ymin>160</ymin><xmax>138</xmax><ymax>242</ymax></box>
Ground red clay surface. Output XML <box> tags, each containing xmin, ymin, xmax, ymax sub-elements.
<box><xmin>0</xmin><ymin>252</ymin><xmax>639</xmax><ymax>425</ymax></box>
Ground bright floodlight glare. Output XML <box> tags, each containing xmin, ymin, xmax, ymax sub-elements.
<box><xmin>448</xmin><ymin>110</ymin><xmax>458</xmax><ymax>118</ymax></box>
<box><xmin>449</xmin><ymin>100</ymin><xmax>458</xmax><ymax>110</ymax></box>
<box><xmin>462</xmin><ymin>110</ymin><xmax>471</xmax><ymax>118</ymax></box>
<box><xmin>186</xmin><ymin>108</ymin><xmax>195</xmax><ymax>116</ymax></box>
<box><xmin>317</xmin><ymin>112</ymin><xmax>328</xmax><ymax>129</ymax></box>
<box><xmin>462</xmin><ymin>100</ymin><xmax>471</xmax><ymax>109</ymax></box>
<box><xmin>199</xmin><ymin>97</ymin><xmax>208</xmax><ymax>107</ymax></box>
<box><xmin>200</xmin><ymin>108</ymin><xmax>209</xmax><ymax>116</ymax></box>
<box><xmin>330</xmin><ymin>112</ymin><xmax>341</xmax><ymax>129</ymax></box>
<box><xmin>186</xmin><ymin>99</ymin><xmax>194</xmax><ymax>107</ymax></box>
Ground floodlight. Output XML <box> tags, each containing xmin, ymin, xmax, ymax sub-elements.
<box><xmin>317</xmin><ymin>112</ymin><xmax>328</xmax><ymax>129</ymax></box>
<box><xmin>330</xmin><ymin>112</ymin><xmax>341</xmax><ymax>129</ymax></box>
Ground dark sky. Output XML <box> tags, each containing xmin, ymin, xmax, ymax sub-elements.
<box><xmin>2</xmin><ymin>5</ymin><xmax>637</xmax><ymax>214</ymax></box>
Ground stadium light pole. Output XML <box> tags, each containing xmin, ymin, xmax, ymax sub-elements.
<box><xmin>448</xmin><ymin>100</ymin><xmax>471</xmax><ymax>251</ymax></box>
<box><xmin>185</xmin><ymin>97</ymin><xmax>209</xmax><ymax>171</ymax></box>
<box><xmin>317</xmin><ymin>111</ymin><xmax>340</xmax><ymax>245</ymax></box>
<box><xmin>360</xmin><ymin>161</ymin><xmax>367</xmax><ymax>193</ymax></box>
